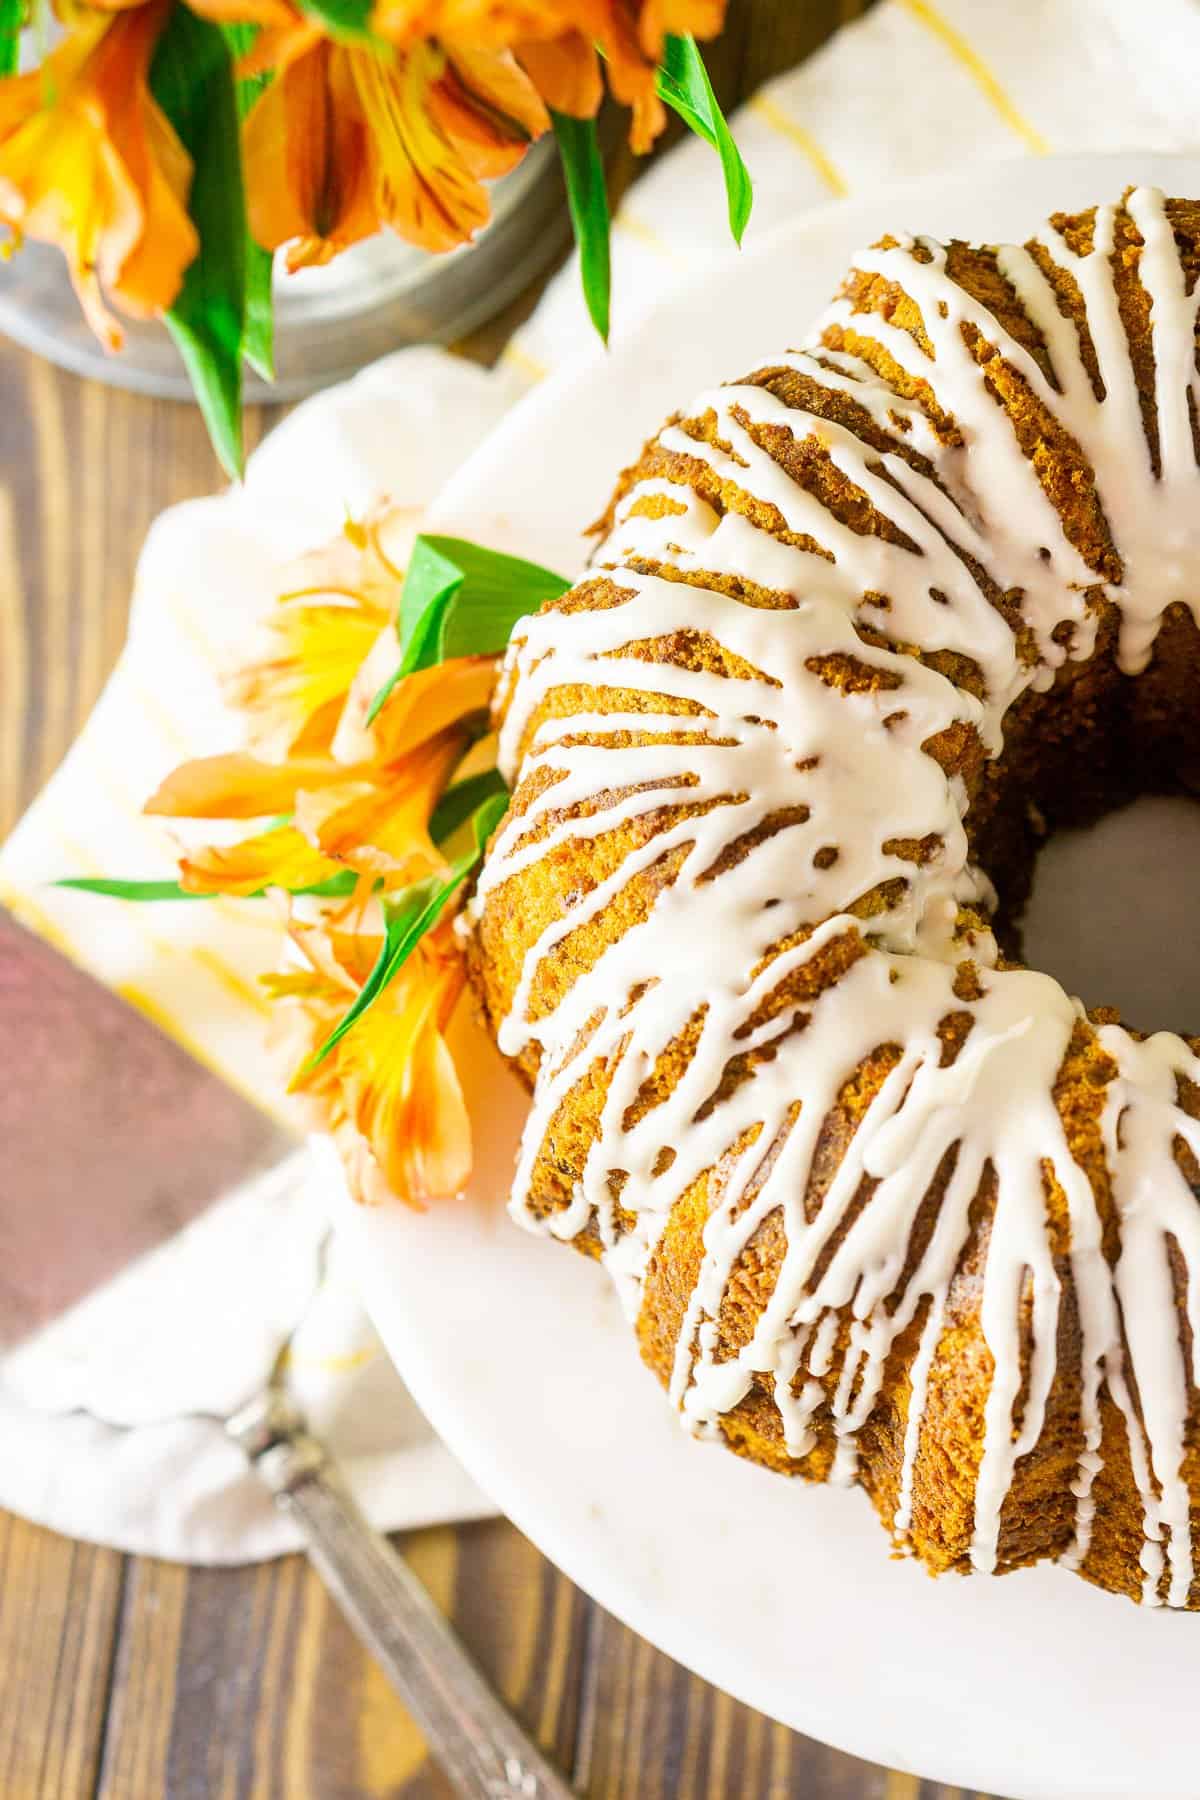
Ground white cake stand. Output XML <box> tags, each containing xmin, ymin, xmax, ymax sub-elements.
<box><xmin>331</xmin><ymin>152</ymin><xmax>1200</xmax><ymax>1800</ymax></box>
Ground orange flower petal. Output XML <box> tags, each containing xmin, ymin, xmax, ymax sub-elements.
<box><xmin>242</xmin><ymin>44</ymin><xmax>329</xmax><ymax>253</ymax></box>
<box><xmin>426</xmin><ymin>46</ymin><xmax>548</xmax><ymax>179</ymax></box>
<box><xmin>627</xmin><ymin>86</ymin><xmax>666</xmax><ymax>156</ymax></box>
<box><xmin>0</xmin><ymin>4</ymin><xmax>197</xmax><ymax>343</ymax></box>
<box><xmin>238</xmin><ymin>19</ymin><xmax>327</xmax><ymax>80</ymax></box>
<box><xmin>450</xmin><ymin>43</ymin><xmax>551</xmax><ymax>139</ymax></box>
<box><xmin>514</xmin><ymin>32</ymin><xmax>602</xmax><ymax>119</ymax></box>
<box><xmin>0</xmin><ymin>108</ymin><xmax>131</xmax><ymax>349</ymax></box>
<box><xmin>288</xmin><ymin>919</ymin><xmax>385</xmax><ymax>993</ymax></box>
<box><xmin>601</xmin><ymin>0</ymin><xmax>726</xmax><ymax>150</ymax></box>
<box><xmin>243</xmin><ymin>42</ymin><xmax>379</xmax><ymax>267</ymax></box>
<box><xmin>385</xmin><ymin>1022</ymin><xmax>472</xmax><ymax>1201</ymax></box>
<box><xmin>0</xmin><ymin>20</ymin><xmax>108</xmax><ymax>140</ymax></box>
<box><xmin>334</xmin><ymin>955</ymin><xmax>471</xmax><ymax>1205</ymax></box>
<box><xmin>376</xmin><ymin>658</ymin><xmax>495</xmax><ymax>758</ymax></box>
<box><xmin>295</xmin><ymin>726</ymin><xmax>465</xmax><ymax>879</ymax></box>
<box><xmin>276</xmin><ymin>929</ymin><xmax>472</xmax><ymax>1207</ymax></box>
<box><xmin>179</xmin><ymin>823</ymin><xmax>342</xmax><ymax>897</ymax></box>
<box><xmin>591</xmin><ymin>3</ymin><xmax>666</xmax><ymax>151</ymax></box>
<box><xmin>105</xmin><ymin>87</ymin><xmax>198</xmax><ymax>317</ymax></box>
<box><xmin>350</xmin><ymin>44</ymin><xmax>491</xmax><ymax>253</ymax></box>
<box><xmin>295</xmin><ymin>782</ymin><xmax>440</xmax><ymax>884</ymax></box>
<box><xmin>145</xmin><ymin>751</ymin><xmax>356</xmax><ymax>820</ymax></box>
<box><xmin>640</xmin><ymin>0</ymin><xmax>726</xmax><ymax>54</ymax></box>
<box><xmin>336</xmin><ymin>651</ymin><xmax>494</xmax><ymax>765</ymax></box>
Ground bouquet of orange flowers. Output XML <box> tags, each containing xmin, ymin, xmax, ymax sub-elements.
<box><xmin>64</xmin><ymin>513</ymin><xmax>574</xmax><ymax>1208</ymax></box>
<box><xmin>0</xmin><ymin>0</ymin><xmax>749</xmax><ymax>472</ymax></box>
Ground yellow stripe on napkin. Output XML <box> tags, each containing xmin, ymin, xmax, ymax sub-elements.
<box><xmin>748</xmin><ymin>95</ymin><xmax>849</xmax><ymax>198</ymax></box>
<box><xmin>896</xmin><ymin>0</ymin><xmax>1049</xmax><ymax>154</ymax></box>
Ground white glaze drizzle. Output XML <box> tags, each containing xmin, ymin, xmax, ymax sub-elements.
<box><xmin>474</xmin><ymin>190</ymin><xmax>1200</xmax><ymax>1603</ymax></box>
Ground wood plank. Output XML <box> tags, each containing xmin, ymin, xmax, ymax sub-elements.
<box><xmin>573</xmin><ymin>1602</ymin><xmax>918</xmax><ymax>1800</ymax></box>
<box><xmin>0</xmin><ymin>1512</ymin><xmax>124</xmax><ymax>1798</ymax></box>
<box><xmin>0</xmin><ymin>336</ymin><xmax>276</xmax><ymax>834</ymax></box>
<box><xmin>87</xmin><ymin>1521</ymin><xmax>588</xmax><ymax>1798</ymax></box>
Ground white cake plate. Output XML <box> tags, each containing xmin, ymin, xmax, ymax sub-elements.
<box><xmin>334</xmin><ymin>152</ymin><xmax>1200</xmax><ymax>1800</ymax></box>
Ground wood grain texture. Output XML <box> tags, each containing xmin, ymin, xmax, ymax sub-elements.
<box><xmin>0</xmin><ymin>1512</ymin><xmax>124</xmax><ymax>1798</ymax></box>
<box><xmin>0</xmin><ymin>2</ymin><xmax>997</xmax><ymax>1795</ymax></box>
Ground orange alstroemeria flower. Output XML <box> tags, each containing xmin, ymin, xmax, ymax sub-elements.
<box><xmin>530</xmin><ymin>0</ymin><xmax>728</xmax><ymax>153</ymax></box>
<box><xmin>372</xmin><ymin>1</ymin><xmax>728</xmax><ymax>153</ymax></box>
<box><xmin>178</xmin><ymin>823</ymin><xmax>347</xmax><ymax>898</ymax></box>
<box><xmin>145</xmin><ymin>750</ymin><xmax>347</xmax><ymax>821</ymax></box>
<box><xmin>0</xmin><ymin>0</ymin><xmax>197</xmax><ymax>348</ymax></box>
<box><xmin>144</xmin><ymin>498</ymin><xmax>496</xmax><ymax>911</ymax></box>
<box><xmin>230</xmin><ymin>598</ymin><xmax>390</xmax><ymax>756</ymax></box>
<box><xmin>323</xmin><ymin>505</ymin><xmax>495</xmax><ymax>765</ymax></box>
<box><xmin>141</xmin><ymin>498</ymin><xmax>508</xmax><ymax>1206</ymax></box>
<box><xmin>229</xmin><ymin>574</ymin><xmax>393</xmax><ymax>758</ymax></box>
<box><xmin>292</xmin><ymin>724</ymin><xmax>467</xmax><ymax>882</ymax></box>
<box><xmin>335</xmin><ymin>638</ymin><xmax>495</xmax><ymax>765</ymax></box>
<box><xmin>225</xmin><ymin>506</ymin><xmax>417</xmax><ymax>756</ymax></box>
<box><xmin>146</xmin><ymin>751</ymin><xmax>353</xmax><ymax>895</ymax></box>
<box><xmin>240</xmin><ymin>24</ymin><xmax>549</xmax><ymax>265</ymax></box>
<box><xmin>267</xmin><ymin>921</ymin><xmax>471</xmax><ymax>1207</ymax></box>
<box><xmin>146</xmin><ymin>725</ymin><xmax>467</xmax><ymax>894</ymax></box>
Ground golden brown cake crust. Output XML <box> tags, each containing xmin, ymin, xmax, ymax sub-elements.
<box><xmin>469</xmin><ymin>187</ymin><xmax>1200</xmax><ymax>1610</ymax></box>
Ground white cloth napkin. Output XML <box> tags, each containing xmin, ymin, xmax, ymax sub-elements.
<box><xmin>3</xmin><ymin>0</ymin><xmax>1199</xmax><ymax>1563</ymax></box>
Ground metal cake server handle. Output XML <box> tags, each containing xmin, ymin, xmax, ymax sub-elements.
<box><xmin>226</xmin><ymin>1390</ymin><xmax>576</xmax><ymax>1800</ymax></box>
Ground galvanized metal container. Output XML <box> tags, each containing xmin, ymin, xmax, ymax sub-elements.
<box><xmin>0</xmin><ymin>137</ymin><xmax>568</xmax><ymax>403</ymax></box>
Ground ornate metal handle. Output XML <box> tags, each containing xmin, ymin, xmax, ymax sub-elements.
<box><xmin>227</xmin><ymin>1394</ymin><xmax>576</xmax><ymax>1800</ymax></box>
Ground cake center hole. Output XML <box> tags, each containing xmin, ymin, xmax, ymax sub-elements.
<box><xmin>1021</xmin><ymin>795</ymin><xmax>1200</xmax><ymax>1036</ymax></box>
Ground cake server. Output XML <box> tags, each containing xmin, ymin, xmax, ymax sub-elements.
<box><xmin>0</xmin><ymin>906</ymin><xmax>574</xmax><ymax>1800</ymax></box>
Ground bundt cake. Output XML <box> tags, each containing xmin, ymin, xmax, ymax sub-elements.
<box><xmin>466</xmin><ymin>186</ymin><xmax>1200</xmax><ymax>1609</ymax></box>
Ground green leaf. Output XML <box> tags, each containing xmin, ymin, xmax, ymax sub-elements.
<box><xmin>657</xmin><ymin>35</ymin><xmax>753</xmax><ymax>246</ymax></box>
<box><xmin>241</xmin><ymin>246</ymin><xmax>275</xmax><ymax>384</ymax></box>
<box><xmin>305</xmin><ymin>874</ymin><xmax>449</xmax><ymax>1068</ymax></box>
<box><xmin>430</xmin><ymin>768</ymin><xmax>508</xmax><ymax>846</ymax></box>
<box><xmin>367</xmin><ymin>535</ymin><xmax>570</xmax><ymax>723</ymax></box>
<box><xmin>397</xmin><ymin>537</ymin><xmax>469</xmax><ymax>671</ymax></box>
<box><xmin>295</xmin><ymin>0</ymin><xmax>378</xmax><ymax>45</ymax></box>
<box><xmin>433</xmin><ymin>538</ymin><xmax>571</xmax><ymax>661</ymax></box>
<box><xmin>150</xmin><ymin>13</ymin><xmax>248</xmax><ymax>478</ymax></box>
<box><xmin>365</xmin><ymin>539</ymin><xmax>465</xmax><ymax>726</ymax></box>
<box><xmin>55</xmin><ymin>878</ymin><xmax>209</xmax><ymax>903</ymax></box>
<box><xmin>551</xmin><ymin>110</ymin><xmax>611</xmax><ymax>343</ymax></box>
<box><xmin>307</xmin><ymin>791</ymin><xmax>507</xmax><ymax>1068</ymax></box>
<box><xmin>56</xmin><ymin>870</ymin><xmax>360</xmax><ymax>902</ymax></box>
<box><xmin>363</xmin><ymin>668</ymin><xmax>401</xmax><ymax>727</ymax></box>
<box><xmin>287</xmin><ymin>871</ymin><xmax>364</xmax><ymax>898</ymax></box>
<box><xmin>0</xmin><ymin>0</ymin><xmax>22</xmax><ymax>78</ymax></box>
<box><xmin>220</xmin><ymin>23</ymin><xmax>275</xmax><ymax>382</ymax></box>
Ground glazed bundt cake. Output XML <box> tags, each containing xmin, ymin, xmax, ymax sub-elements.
<box><xmin>467</xmin><ymin>186</ymin><xmax>1200</xmax><ymax>1609</ymax></box>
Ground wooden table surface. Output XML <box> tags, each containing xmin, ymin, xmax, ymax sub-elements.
<box><xmin>0</xmin><ymin>4</ymin><xmax>987</xmax><ymax>1795</ymax></box>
